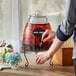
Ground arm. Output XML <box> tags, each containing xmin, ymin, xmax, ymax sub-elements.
<box><xmin>36</xmin><ymin>37</ymin><xmax>64</xmax><ymax>64</ymax></box>
<box><xmin>36</xmin><ymin>0</ymin><xmax>76</xmax><ymax>64</ymax></box>
<box><xmin>48</xmin><ymin>37</ymin><xmax>64</xmax><ymax>58</ymax></box>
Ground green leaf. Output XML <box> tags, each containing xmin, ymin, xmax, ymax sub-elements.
<box><xmin>8</xmin><ymin>49</ymin><xmax>12</xmax><ymax>52</ymax></box>
<box><xmin>4</xmin><ymin>48</ymin><xmax>7</xmax><ymax>54</ymax></box>
<box><xmin>7</xmin><ymin>44</ymin><xmax>13</xmax><ymax>49</ymax></box>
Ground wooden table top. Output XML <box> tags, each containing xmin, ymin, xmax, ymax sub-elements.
<box><xmin>0</xmin><ymin>54</ymin><xmax>75</xmax><ymax>76</ymax></box>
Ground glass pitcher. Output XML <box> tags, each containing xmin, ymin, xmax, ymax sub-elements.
<box><xmin>23</xmin><ymin>10</ymin><xmax>53</xmax><ymax>53</ymax></box>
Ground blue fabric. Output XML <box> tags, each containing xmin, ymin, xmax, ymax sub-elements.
<box><xmin>56</xmin><ymin>25</ymin><xmax>72</xmax><ymax>41</ymax></box>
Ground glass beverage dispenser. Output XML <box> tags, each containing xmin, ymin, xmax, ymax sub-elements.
<box><xmin>23</xmin><ymin>10</ymin><xmax>53</xmax><ymax>66</ymax></box>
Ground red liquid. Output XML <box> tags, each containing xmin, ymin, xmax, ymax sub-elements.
<box><xmin>23</xmin><ymin>23</ymin><xmax>53</xmax><ymax>52</ymax></box>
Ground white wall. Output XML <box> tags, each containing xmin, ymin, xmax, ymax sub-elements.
<box><xmin>21</xmin><ymin>0</ymin><xmax>66</xmax><ymax>32</ymax></box>
<box><xmin>0</xmin><ymin>0</ymin><xmax>21</xmax><ymax>52</ymax></box>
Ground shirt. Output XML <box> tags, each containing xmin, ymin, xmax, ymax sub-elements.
<box><xmin>56</xmin><ymin>0</ymin><xmax>76</xmax><ymax>59</ymax></box>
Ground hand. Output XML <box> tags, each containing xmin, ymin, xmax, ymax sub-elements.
<box><xmin>42</xmin><ymin>30</ymin><xmax>56</xmax><ymax>42</ymax></box>
<box><xmin>36</xmin><ymin>51</ymin><xmax>51</xmax><ymax>64</ymax></box>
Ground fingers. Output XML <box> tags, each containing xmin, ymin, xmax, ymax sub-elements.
<box><xmin>41</xmin><ymin>30</ymin><xmax>49</xmax><ymax>41</ymax></box>
<box><xmin>43</xmin><ymin>36</ymin><xmax>51</xmax><ymax>42</ymax></box>
<box><xmin>36</xmin><ymin>56</ymin><xmax>45</xmax><ymax>64</ymax></box>
<box><xmin>42</xmin><ymin>30</ymin><xmax>56</xmax><ymax>42</ymax></box>
<box><xmin>36</xmin><ymin>55</ymin><xmax>40</xmax><ymax>64</ymax></box>
<box><xmin>36</xmin><ymin>58</ymin><xmax>42</xmax><ymax>64</ymax></box>
<box><xmin>36</xmin><ymin>54</ymin><xmax>44</xmax><ymax>64</ymax></box>
<box><xmin>35</xmin><ymin>53</ymin><xmax>46</xmax><ymax>64</ymax></box>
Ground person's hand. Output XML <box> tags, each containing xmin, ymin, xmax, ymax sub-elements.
<box><xmin>36</xmin><ymin>51</ymin><xmax>52</xmax><ymax>64</ymax></box>
<box><xmin>42</xmin><ymin>30</ymin><xmax>56</xmax><ymax>42</ymax></box>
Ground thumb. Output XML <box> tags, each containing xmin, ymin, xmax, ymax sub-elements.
<box><xmin>43</xmin><ymin>36</ymin><xmax>51</xmax><ymax>42</ymax></box>
<box><xmin>41</xmin><ymin>30</ymin><xmax>49</xmax><ymax>41</ymax></box>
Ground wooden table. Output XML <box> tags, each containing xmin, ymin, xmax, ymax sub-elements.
<box><xmin>0</xmin><ymin>54</ymin><xmax>74</xmax><ymax>76</ymax></box>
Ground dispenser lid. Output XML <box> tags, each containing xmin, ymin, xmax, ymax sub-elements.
<box><xmin>29</xmin><ymin>10</ymin><xmax>48</xmax><ymax>24</ymax></box>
